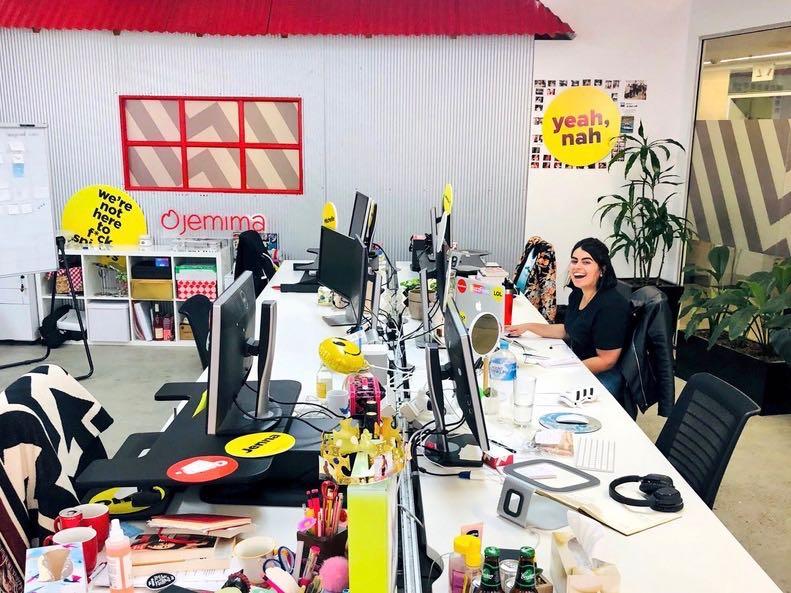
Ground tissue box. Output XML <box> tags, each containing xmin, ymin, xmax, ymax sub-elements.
<box><xmin>551</xmin><ymin>530</ymin><xmax>620</xmax><ymax>593</ymax></box>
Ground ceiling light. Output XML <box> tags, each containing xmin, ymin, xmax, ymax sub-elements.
<box><xmin>717</xmin><ymin>50</ymin><xmax>791</xmax><ymax>63</ymax></box>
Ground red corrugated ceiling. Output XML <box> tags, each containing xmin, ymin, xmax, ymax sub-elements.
<box><xmin>0</xmin><ymin>0</ymin><xmax>573</xmax><ymax>38</ymax></box>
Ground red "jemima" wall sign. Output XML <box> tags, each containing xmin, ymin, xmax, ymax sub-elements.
<box><xmin>160</xmin><ymin>208</ymin><xmax>266</xmax><ymax>235</ymax></box>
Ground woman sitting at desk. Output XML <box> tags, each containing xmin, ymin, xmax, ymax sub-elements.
<box><xmin>505</xmin><ymin>237</ymin><xmax>629</xmax><ymax>398</ymax></box>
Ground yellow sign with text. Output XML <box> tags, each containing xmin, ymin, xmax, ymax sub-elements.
<box><xmin>225</xmin><ymin>432</ymin><xmax>296</xmax><ymax>458</ymax></box>
<box><xmin>541</xmin><ymin>87</ymin><xmax>621</xmax><ymax>166</ymax></box>
<box><xmin>442</xmin><ymin>183</ymin><xmax>454</xmax><ymax>215</ymax></box>
<box><xmin>61</xmin><ymin>185</ymin><xmax>147</xmax><ymax>245</ymax></box>
<box><xmin>322</xmin><ymin>201</ymin><xmax>338</xmax><ymax>229</ymax></box>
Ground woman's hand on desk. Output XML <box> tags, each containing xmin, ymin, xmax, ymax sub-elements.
<box><xmin>505</xmin><ymin>322</ymin><xmax>566</xmax><ymax>339</ymax></box>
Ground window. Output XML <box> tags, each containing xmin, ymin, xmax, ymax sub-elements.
<box><xmin>120</xmin><ymin>96</ymin><xmax>303</xmax><ymax>194</ymax></box>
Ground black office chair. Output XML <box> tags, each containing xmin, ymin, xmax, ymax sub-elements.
<box><xmin>179</xmin><ymin>294</ymin><xmax>212</xmax><ymax>369</ymax></box>
<box><xmin>234</xmin><ymin>230</ymin><xmax>277</xmax><ymax>296</ymax></box>
<box><xmin>655</xmin><ymin>373</ymin><xmax>759</xmax><ymax>508</ymax></box>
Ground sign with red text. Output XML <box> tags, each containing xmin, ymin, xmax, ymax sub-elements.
<box><xmin>62</xmin><ymin>185</ymin><xmax>147</xmax><ymax>245</ymax></box>
<box><xmin>541</xmin><ymin>87</ymin><xmax>621</xmax><ymax>166</ymax></box>
<box><xmin>160</xmin><ymin>209</ymin><xmax>267</xmax><ymax>236</ymax></box>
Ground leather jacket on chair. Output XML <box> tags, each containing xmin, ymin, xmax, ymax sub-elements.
<box><xmin>621</xmin><ymin>286</ymin><xmax>676</xmax><ymax>417</ymax></box>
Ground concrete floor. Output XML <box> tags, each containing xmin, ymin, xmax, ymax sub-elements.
<box><xmin>1</xmin><ymin>343</ymin><xmax>789</xmax><ymax>591</ymax></box>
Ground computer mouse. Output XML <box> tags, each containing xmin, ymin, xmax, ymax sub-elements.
<box><xmin>556</xmin><ymin>414</ymin><xmax>589</xmax><ymax>425</ymax></box>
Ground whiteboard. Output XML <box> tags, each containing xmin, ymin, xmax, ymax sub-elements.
<box><xmin>0</xmin><ymin>124</ymin><xmax>57</xmax><ymax>277</ymax></box>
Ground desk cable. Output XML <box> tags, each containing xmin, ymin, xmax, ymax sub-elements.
<box><xmin>231</xmin><ymin>396</ymin><xmax>340</xmax><ymax>433</ymax></box>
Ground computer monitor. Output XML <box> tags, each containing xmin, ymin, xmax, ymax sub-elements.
<box><xmin>423</xmin><ymin>298</ymin><xmax>489</xmax><ymax>467</ymax></box>
<box><xmin>206</xmin><ymin>271</ymin><xmax>282</xmax><ymax>435</ymax></box>
<box><xmin>349</xmin><ymin>191</ymin><xmax>371</xmax><ymax>241</ymax></box>
<box><xmin>317</xmin><ymin>226</ymin><xmax>368</xmax><ymax>330</ymax></box>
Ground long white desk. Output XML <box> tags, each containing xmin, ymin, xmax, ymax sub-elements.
<box><xmin>414</xmin><ymin>299</ymin><xmax>781</xmax><ymax>592</ymax></box>
<box><xmin>108</xmin><ymin>261</ymin><xmax>778</xmax><ymax>593</ymax></box>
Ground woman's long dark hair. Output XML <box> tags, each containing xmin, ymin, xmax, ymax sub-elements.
<box><xmin>569</xmin><ymin>237</ymin><xmax>618</xmax><ymax>291</ymax></box>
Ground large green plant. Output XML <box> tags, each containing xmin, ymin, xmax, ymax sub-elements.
<box><xmin>680</xmin><ymin>245</ymin><xmax>732</xmax><ymax>333</ymax></box>
<box><xmin>684</xmin><ymin>256</ymin><xmax>791</xmax><ymax>364</ymax></box>
<box><xmin>596</xmin><ymin>123</ymin><xmax>696</xmax><ymax>283</ymax></box>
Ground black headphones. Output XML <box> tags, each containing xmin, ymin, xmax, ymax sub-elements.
<box><xmin>608</xmin><ymin>474</ymin><xmax>684</xmax><ymax>513</ymax></box>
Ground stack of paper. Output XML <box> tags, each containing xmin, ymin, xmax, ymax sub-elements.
<box><xmin>147</xmin><ymin>514</ymin><xmax>253</xmax><ymax>538</ymax></box>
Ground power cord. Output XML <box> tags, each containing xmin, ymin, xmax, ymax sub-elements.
<box><xmin>243</xmin><ymin>383</ymin><xmax>346</xmax><ymax>419</ymax></box>
<box><xmin>231</xmin><ymin>397</ymin><xmax>339</xmax><ymax>433</ymax></box>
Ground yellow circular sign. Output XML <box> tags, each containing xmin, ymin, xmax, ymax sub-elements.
<box><xmin>491</xmin><ymin>286</ymin><xmax>504</xmax><ymax>303</ymax></box>
<box><xmin>225</xmin><ymin>432</ymin><xmax>296</xmax><ymax>458</ymax></box>
<box><xmin>541</xmin><ymin>87</ymin><xmax>621</xmax><ymax>166</ymax></box>
<box><xmin>61</xmin><ymin>185</ymin><xmax>147</xmax><ymax>245</ymax></box>
<box><xmin>322</xmin><ymin>201</ymin><xmax>338</xmax><ymax>229</ymax></box>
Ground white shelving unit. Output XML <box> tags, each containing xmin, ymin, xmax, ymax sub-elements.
<box><xmin>36</xmin><ymin>244</ymin><xmax>232</xmax><ymax>346</ymax></box>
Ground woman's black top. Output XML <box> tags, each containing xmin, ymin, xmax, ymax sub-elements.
<box><xmin>564</xmin><ymin>286</ymin><xmax>630</xmax><ymax>361</ymax></box>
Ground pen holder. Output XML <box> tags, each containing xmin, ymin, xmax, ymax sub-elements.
<box><xmin>297</xmin><ymin>528</ymin><xmax>348</xmax><ymax>566</ymax></box>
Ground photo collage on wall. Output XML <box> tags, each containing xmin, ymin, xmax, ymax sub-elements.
<box><xmin>531</xmin><ymin>78</ymin><xmax>647</xmax><ymax>170</ymax></box>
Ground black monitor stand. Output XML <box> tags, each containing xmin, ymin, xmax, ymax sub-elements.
<box><xmin>77</xmin><ymin>378</ymin><xmax>303</xmax><ymax>489</ymax></box>
<box><xmin>422</xmin><ymin>344</ymin><xmax>482</xmax><ymax>468</ymax></box>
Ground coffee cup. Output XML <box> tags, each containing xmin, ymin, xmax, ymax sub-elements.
<box><xmin>326</xmin><ymin>390</ymin><xmax>350</xmax><ymax>416</ymax></box>
<box><xmin>234</xmin><ymin>536</ymin><xmax>275</xmax><ymax>585</ymax></box>
<box><xmin>44</xmin><ymin>526</ymin><xmax>98</xmax><ymax>576</ymax></box>
<box><xmin>54</xmin><ymin>508</ymin><xmax>83</xmax><ymax>532</ymax></box>
<box><xmin>74</xmin><ymin>503</ymin><xmax>110</xmax><ymax>549</ymax></box>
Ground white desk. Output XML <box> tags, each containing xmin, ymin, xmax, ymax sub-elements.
<box><xmin>103</xmin><ymin>261</ymin><xmax>779</xmax><ymax>593</ymax></box>
<box><xmin>415</xmin><ymin>300</ymin><xmax>781</xmax><ymax>592</ymax></box>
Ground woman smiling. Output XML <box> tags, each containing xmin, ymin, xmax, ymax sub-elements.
<box><xmin>505</xmin><ymin>237</ymin><xmax>630</xmax><ymax>397</ymax></box>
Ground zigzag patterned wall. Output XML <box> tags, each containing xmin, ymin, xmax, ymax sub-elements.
<box><xmin>688</xmin><ymin>119</ymin><xmax>791</xmax><ymax>257</ymax></box>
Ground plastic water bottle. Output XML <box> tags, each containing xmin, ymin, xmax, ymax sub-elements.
<box><xmin>489</xmin><ymin>340</ymin><xmax>518</xmax><ymax>423</ymax></box>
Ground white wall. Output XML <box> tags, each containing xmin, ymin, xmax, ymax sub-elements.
<box><xmin>0</xmin><ymin>30</ymin><xmax>534</xmax><ymax>269</ymax></box>
<box><xmin>527</xmin><ymin>0</ymin><xmax>693</xmax><ymax>302</ymax></box>
<box><xmin>526</xmin><ymin>0</ymin><xmax>791</xmax><ymax>304</ymax></box>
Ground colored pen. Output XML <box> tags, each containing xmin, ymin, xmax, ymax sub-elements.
<box><xmin>302</xmin><ymin>545</ymin><xmax>320</xmax><ymax>580</ymax></box>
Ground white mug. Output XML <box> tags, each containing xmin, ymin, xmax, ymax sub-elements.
<box><xmin>326</xmin><ymin>389</ymin><xmax>350</xmax><ymax>416</ymax></box>
<box><xmin>234</xmin><ymin>536</ymin><xmax>275</xmax><ymax>585</ymax></box>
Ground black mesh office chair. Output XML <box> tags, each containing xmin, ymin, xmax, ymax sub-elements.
<box><xmin>655</xmin><ymin>373</ymin><xmax>759</xmax><ymax>508</ymax></box>
<box><xmin>179</xmin><ymin>295</ymin><xmax>212</xmax><ymax>369</ymax></box>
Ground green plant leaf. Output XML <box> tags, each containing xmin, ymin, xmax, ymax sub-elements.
<box><xmin>708</xmin><ymin>318</ymin><xmax>729</xmax><ymax>348</ymax></box>
<box><xmin>742</xmin><ymin>280</ymin><xmax>768</xmax><ymax>307</ymax></box>
<box><xmin>772</xmin><ymin>261</ymin><xmax>791</xmax><ymax>293</ymax></box>
<box><xmin>649</xmin><ymin>149</ymin><xmax>661</xmax><ymax>179</ymax></box>
<box><xmin>767</xmin><ymin>315</ymin><xmax>791</xmax><ymax>329</ymax></box>
<box><xmin>769</xmin><ymin>329</ymin><xmax>791</xmax><ymax>364</ymax></box>
<box><xmin>707</xmin><ymin>245</ymin><xmax>730</xmax><ymax>282</ymax></box>
<box><xmin>638</xmin><ymin>121</ymin><xmax>645</xmax><ymax>141</ymax></box>
<box><xmin>624</xmin><ymin>151</ymin><xmax>640</xmax><ymax>177</ymax></box>
<box><xmin>762</xmin><ymin>292</ymin><xmax>791</xmax><ymax>315</ymax></box>
<box><xmin>726</xmin><ymin>306</ymin><xmax>758</xmax><ymax>341</ymax></box>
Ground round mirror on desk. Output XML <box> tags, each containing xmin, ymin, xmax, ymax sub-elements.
<box><xmin>469</xmin><ymin>312</ymin><xmax>501</xmax><ymax>357</ymax></box>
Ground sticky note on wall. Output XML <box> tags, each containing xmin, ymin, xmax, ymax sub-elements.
<box><xmin>347</xmin><ymin>457</ymin><xmax>398</xmax><ymax>593</ymax></box>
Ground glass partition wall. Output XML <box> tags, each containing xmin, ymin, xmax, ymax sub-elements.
<box><xmin>678</xmin><ymin>26</ymin><xmax>791</xmax><ymax>415</ymax></box>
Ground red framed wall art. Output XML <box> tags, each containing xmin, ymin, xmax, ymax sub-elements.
<box><xmin>120</xmin><ymin>96</ymin><xmax>303</xmax><ymax>194</ymax></box>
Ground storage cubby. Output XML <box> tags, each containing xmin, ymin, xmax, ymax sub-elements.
<box><xmin>36</xmin><ymin>244</ymin><xmax>230</xmax><ymax>347</ymax></box>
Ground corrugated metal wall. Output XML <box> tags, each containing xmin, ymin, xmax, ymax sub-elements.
<box><xmin>0</xmin><ymin>29</ymin><xmax>532</xmax><ymax>269</ymax></box>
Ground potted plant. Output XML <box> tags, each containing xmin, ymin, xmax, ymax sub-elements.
<box><xmin>596</xmin><ymin>123</ymin><xmax>696</xmax><ymax>321</ymax></box>
<box><xmin>400</xmin><ymin>278</ymin><xmax>436</xmax><ymax>320</ymax></box>
<box><xmin>676</xmin><ymin>252</ymin><xmax>791</xmax><ymax>414</ymax></box>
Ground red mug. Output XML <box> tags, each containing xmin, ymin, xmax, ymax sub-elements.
<box><xmin>54</xmin><ymin>508</ymin><xmax>83</xmax><ymax>532</ymax></box>
<box><xmin>44</xmin><ymin>526</ymin><xmax>98</xmax><ymax>576</ymax></box>
<box><xmin>75</xmin><ymin>503</ymin><xmax>110</xmax><ymax>549</ymax></box>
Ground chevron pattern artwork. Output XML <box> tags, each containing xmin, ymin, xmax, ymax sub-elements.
<box><xmin>121</xmin><ymin>96</ymin><xmax>302</xmax><ymax>194</ymax></box>
<box><xmin>688</xmin><ymin>119</ymin><xmax>791</xmax><ymax>257</ymax></box>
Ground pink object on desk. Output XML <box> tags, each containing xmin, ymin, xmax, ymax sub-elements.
<box><xmin>318</xmin><ymin>556</ymin><xmax>349</xmax><ymax>593</ymax></box>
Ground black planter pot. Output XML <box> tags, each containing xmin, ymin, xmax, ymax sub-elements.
<box><xmin>675</xmin><ymin>332</ymin><xmax>791</xmax><ymax>415</ymax></box>
<box><xmin>618</xmin><ymin>278</ymin><xmax>684</xmax><ymax>326</ymax></box>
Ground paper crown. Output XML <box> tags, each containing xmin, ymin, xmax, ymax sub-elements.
<box><xmin>320</xmin><ymin>417</ymin><xmax>405</xmax><ymax>486</ymax></box>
